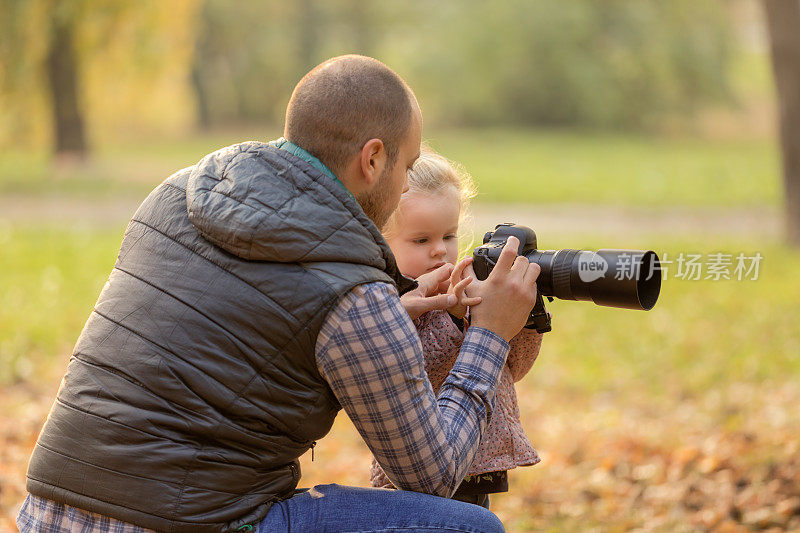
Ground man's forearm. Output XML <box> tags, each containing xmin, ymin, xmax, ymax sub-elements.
<box><xmin>316</xmin><ymin>283</ymin><xmax>509</xmax><ymax>497</ymax></box>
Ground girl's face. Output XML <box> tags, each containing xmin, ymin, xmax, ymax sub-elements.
<box><xmin>386</xmin><ymin>187</ymin><xmax>460</xmax><ymax>281</ymax></box>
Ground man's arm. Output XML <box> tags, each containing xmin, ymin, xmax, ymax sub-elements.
<box><xmin>316</xmin><ymin>282</ymin><xmax>509</xmax><ymax>497</ymax></box>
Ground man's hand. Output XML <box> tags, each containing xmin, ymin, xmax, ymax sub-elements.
<box><xmin>400</xmin><ymin>263</ymin><xmax>458</xmax><ymax>321</ymax></box>
<box><xmin>465</xmin><ymin>236</ymin><xmax>540</xmax><ymax>342</ymax></box>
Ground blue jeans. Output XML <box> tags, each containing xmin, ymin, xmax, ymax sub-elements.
<box><xmin>256</xmin><ymin>484</ymin><xmax>504</xmax><ymax>532</ymax></box>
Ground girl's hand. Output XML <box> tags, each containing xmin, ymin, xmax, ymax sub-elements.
<box><xmin>401</xmin><ymin>263</ymin><xmax>458</xmax><ymax>321</ymax></box>
<box><xmin>447</xmin><ymin>257</ymin><xmax>482</xmax><ymax>319</ymax></box>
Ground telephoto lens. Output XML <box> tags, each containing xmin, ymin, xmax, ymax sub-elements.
<box><xmin>472</xmin><ymin>223</ymin><xmax>661</xmax><ymax>311</ymax></box>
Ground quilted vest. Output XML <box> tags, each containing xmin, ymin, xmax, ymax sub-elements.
<box><xmin>26</xmin><ymin>141</ymin><xmax>414</xmax><ymax>532</ymax></box>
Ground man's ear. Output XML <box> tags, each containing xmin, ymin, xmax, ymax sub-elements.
<box><xmin>360</xmin><ymin>138</ymin><xmax>387</xmax><ymax>188</ymax></box>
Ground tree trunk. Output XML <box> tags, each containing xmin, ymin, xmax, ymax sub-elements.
<box><xmin>190</xmin><ymin>62</ymin><xmax>211</xmax><ymax>130</ymax></box>
<box><xmin>191</xmin><ymin>1</ymin><xmax>214</xmax><ymax>130</ymax></box>
<box><xmin>46</xmin><ymin>12</ymin><xmax>88</xmax><ymax>158</ymax></box>
<box><xmin>298</xmin><ymin>0</ymin><xmax>319</xmax><ymax>77</ymax></box>
<box><xmin>763</xmin><ymin>0</ymin><xmax>800</xmax><ymax>246</ymax></box>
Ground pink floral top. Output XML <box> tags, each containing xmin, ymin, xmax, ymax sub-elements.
<box><xmin>370</xmin><ymin>310</ymin><xmax>543</xmax><ymax>488</ymax></box>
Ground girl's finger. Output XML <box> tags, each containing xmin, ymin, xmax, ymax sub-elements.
<box><xmin>451</xmin><ymin>256</ymin><xmax>473</xmax><ymax>284</ymax></box>
<box><xmin>417</xmin><ymin>263</ymin><xmax>454</xmax><ymax>295</ymax></box>
<box><xmin>453</xmin><ymin>276</ymin><xmax>473</xmax><ymax>296</ymax></box>
<box><xmin>461</xmin><ymin>296</ymin><xmax>482</xmax><ymax>306</ymax></box>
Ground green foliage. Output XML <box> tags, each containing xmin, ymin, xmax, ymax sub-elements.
<box><xmin>190</xmin><ymin>0</ymin><xmax>737</xmax><ymax>130</ymax></box>
<box><xmin>394</xmin><ymin>0</ymin><xmax>735</xmax><ymax>129</ymax></box>
<box><xmin>191</xmin><ymin>1</ymin><xmax>298</xmax><ymax>126</ymax></box>
<box><xmin>190</xmin><ymin>0</ymin><xmax>382</xmax><ymax>127</ymax></box>
<box><xmin>1</xmin><ymin>0</ymin><xmax>744</xmax><ymax>148</ymax></box>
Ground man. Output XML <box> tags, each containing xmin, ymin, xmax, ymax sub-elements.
<box><xmin>18</xmin><ymin>55</ymin><xmax>539</xmax><ymax>532</ymax></box>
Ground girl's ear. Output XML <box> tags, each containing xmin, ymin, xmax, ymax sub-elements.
<box><xmin>360</xmin><ymin>138</ymin><xmax>387</xmax><ymax>188</ymax></box>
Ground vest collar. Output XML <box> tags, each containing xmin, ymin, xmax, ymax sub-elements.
<box><xmin>269</xmin><ymin>137</ymin><xmax>353</xmax><ymax>198</ymax></box>
<box><xmin>268</xmin><ymin>138</ymin><xmax>417</xmax><ymax>295</ymax></box>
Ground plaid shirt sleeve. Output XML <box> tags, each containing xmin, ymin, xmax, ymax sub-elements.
<box><xmin>316</xmin><ymin>282</ymin><xmax>510</xmax><ymax>497</ymax></box>
<box><xmin>17</xmin><ymin>494</ymin><xmax>152</xmax><ymax>533</ymax></box>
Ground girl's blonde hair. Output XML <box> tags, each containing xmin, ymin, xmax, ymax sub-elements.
<box><xmin>384</xmin><ymin>146</ymin><xmax>477</xmax><ymax>254</ymax></box>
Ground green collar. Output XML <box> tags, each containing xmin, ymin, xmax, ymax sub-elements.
<box><xmin>269</xmin><ymin>137</ymin><xmax>352</xmax><ymax>197</ymax></box>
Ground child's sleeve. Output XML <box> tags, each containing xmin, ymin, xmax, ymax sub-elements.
<box><xmin>506</xmin><ymin>329</ymin><xmax>544</xmax><ymax>382</ymax></box>
<box><xmin>414</xmin><ymin>311</ymin><xmax>466</xmax><ymax>377</ymax></box>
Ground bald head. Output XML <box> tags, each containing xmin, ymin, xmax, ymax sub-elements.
<box><xmin>284</xmin><ymin>55</ymin><xmax>416</xmax><ymax>177</ymax></box>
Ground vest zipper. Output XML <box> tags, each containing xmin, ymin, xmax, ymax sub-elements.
<box><xmin>310</xmin><ymin>441</ymin><xmax>316</xmax><ymax>461</ymax></box>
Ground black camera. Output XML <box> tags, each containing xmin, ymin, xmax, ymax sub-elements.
<box><xmin>472</xmin><ymin>223</ymin><xmax>661</xmax><ymax>333</ymax></box>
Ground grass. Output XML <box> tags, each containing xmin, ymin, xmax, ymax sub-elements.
<box><xmin>532</xmin><ymin>235</ymin><xmax>800</xmax><ymax>397</ymax></box>
<box><xmin>0</xmin><ymin>126</ymin><xmax>795</xmax><ymax>530</ymax></box>
<box><xmin>0</xmin><ymin>222</ymin><xmax>126</xmax><ymax>383</ymax></box>
<box><xmin>0</xmin><ymin>128</ymin><xmax>782</xmax><ymax>207</ymax></box>
<box><xmin>1</xmin><ymin>222</ymin><xmax>797</xmax><ymax>390</ymax></box>
<box><xmin>428</xmin><ymin>129</ymin><xmax>781</xmax><ymax>208</ymax></box>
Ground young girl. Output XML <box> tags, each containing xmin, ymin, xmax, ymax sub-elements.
<box><xmin>370</xmin><ymin>148</ymin><xmax>545</xmax><ymax>508</ymax></box>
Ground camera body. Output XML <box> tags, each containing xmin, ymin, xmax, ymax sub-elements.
<box><xmin>473</xmin><ymin>224</ymin><xmax>551</xmax><ymax>332</ymax></box>
<box><xmin>473</xmin><ymin>224</ymin><xmax>538</xmax><ymax>279</ymax></box>
<box><xmin>472</xmin><ymin>223</ymin><xmax>661</xmax><ymax>333</ymax></box>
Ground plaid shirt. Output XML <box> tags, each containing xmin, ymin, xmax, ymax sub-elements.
<box><xmin>16</xmin><ymin>494</ymin><xmax>153</xmax><ymax>533</ymax></box>
<box><xmin>317</xmin><ymin>282</ymin><xmax>509</xmax><ymax>496</ymax></box>
<box><xmin>18</xmin><ymin>281</ymin><xmax>509</xmax><ymax>531</ymax></box>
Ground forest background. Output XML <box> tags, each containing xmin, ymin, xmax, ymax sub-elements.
<box><xmin>1</xmin><ymin>1</ymin><xmax>799</xmax><ymax>531</ymax></box>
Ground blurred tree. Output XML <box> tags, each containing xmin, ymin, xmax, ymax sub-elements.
<box><xmin>0</xmin><ymin>1</ymin><xmax>198</xmax><ymax>150</ymax></box>
<box><xmin>46</xmin><ymin>3</ymin><xmax>87</xmax><ymax>158</ymax></box>
<box><xmin>189</xmin><ymin>0</ymin><xmax>299</xmax><ymax>128</ymax></box>
<box><xmin>763</xmin><ymin>0</ymin><xmax>800</xmax><ymax>246</ymax></box>
<box><xmin>395</xmin><ymin>0</ymin><xmax>735</xmax><ymax>130</ymax></box>
<box><xmin>0</xmin><ymin>1</ymin><xmax>91</xmax><ymax>157</ymax></box>
<box><xmin>2</xmin><ymin>0</ymin><xmax>741</xmax><ymax>145</ymax></box>
<box><xmin>186</xmin><ymin>1</ymin><xmax>737</xmax><ymax>132</ymax></box>
<box><xmin>191</xmin><ymin>1</ymin><xmax>215</xmax><ymax>130</ymax></box>
<box><xmin>189</xmin><ymin>0</ymin><xmax>375</xmax><ymax>129</ymax></box>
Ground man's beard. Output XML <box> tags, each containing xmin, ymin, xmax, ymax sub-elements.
<box><xmin>356</xmin><ymin>164</ymin><xmax>396</xmax><ymax>230</ymax></box>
